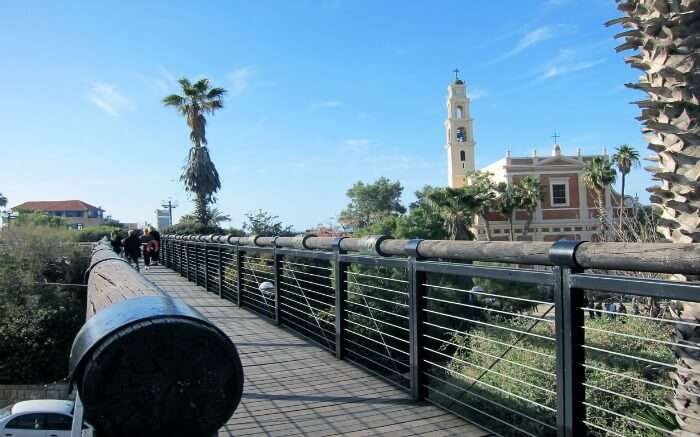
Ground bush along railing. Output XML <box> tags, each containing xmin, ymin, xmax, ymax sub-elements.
<box><xmin>160</xmin><ymin>234</ymin><xmax>700</xmax><ymax>437</ymax></box>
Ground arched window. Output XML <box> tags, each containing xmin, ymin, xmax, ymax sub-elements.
<box><xmin>454</xmin><ymin>105</ymin><xmax>464</xmax><ymax>119</ymax></box>
<box><xmin>456</xmin><ymin>127</ymin><xmax>466</xmax><ymax>143</ymax></box>
<box><xmin>460</xmin><ymin>150</ymin><xmax>466</xmax><ymax>161</ymax></box>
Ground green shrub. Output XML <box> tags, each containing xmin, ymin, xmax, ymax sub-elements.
<box><xmin>439</xmin><ymin>315</ymin><xmax>676</xmax><ymax>436</ymax></box>
<box><xmin>71</xmin><ymin>225</ymin><xmax>121</xmax><ymax>242</ymax></box>
<box><xmin>0</xmin><ymin>225</ymin><xmax>87</xmax><ymax>383</ymax></box>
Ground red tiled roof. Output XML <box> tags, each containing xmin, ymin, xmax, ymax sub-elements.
<box><xmin>13</xmin><ymin>200</ymin><xmax>100</xmax><ymax>212</ymax></box>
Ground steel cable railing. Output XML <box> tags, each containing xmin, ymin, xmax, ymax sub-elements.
<box><xmin>160</xmin><ymin>235</ymin><xmax>700</xmax><ymax>437</ymax></box>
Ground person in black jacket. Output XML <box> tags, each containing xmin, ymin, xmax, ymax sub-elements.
<box><xmin>110</xmin><ymin>230</ymin><xmax>123</xmax><ymax>256</ymax></box>
<box><xmin>123</xmin><ymin>230</ymin><xmax>142</xmax><ymax>272</ymax></box>
<box><xmin>148</xmin><ymin>227</ymin><xmax>161</xmax><ymax>265</ymax></box>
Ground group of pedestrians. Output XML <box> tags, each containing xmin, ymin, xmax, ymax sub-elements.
<box><xmin>109</xmin><ymin>226</ymin><xmax>161</xmax><ymax>272</ymax></box>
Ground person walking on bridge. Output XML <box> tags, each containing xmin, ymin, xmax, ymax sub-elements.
<box><xmin>141</xmin><ymin>227</ymin><xmax>160</xmax><ymax>270</ymax></box>
<box><xmin>123</xmin><ymin>230</ymin><xmax>142</xmax><ymax>272</ymax></box>
<box><xmin>109</xmin><ymin>229</ymin><xmax>123</xmax><ymax>256</ymax></box>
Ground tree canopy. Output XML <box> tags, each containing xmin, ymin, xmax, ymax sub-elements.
<box><xmin>339</xmin><ymin>177</ymin><xmax>406</xmax><ymax>229</ymax></box>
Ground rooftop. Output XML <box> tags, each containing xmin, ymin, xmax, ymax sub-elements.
<box><xmin>13</xmin><ymin>200</ymin><xmax>101</xmax><ymax>212</ymax></box>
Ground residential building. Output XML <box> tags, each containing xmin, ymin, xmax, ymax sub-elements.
<box><xmin>13</xmin><ymin>200</ymin><xmax>105</xmax><ymax>229</ymax></box>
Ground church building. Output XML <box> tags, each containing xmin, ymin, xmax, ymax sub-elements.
<box><xmin>444</xmin><ymin>73</ymin><xmax>615</xmax><ymax>241</ymax></box>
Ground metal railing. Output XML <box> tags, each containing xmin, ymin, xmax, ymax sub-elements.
<box><xmin>160</xmin><ymin>234</ymin><xmax>700</xmax><ymax>437</ymax></box>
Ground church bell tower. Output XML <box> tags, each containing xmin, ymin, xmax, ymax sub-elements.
<box><xmin>445</xmin><ymin>69</ymin><xmax>476</xmax><ymax>188</ymax></box>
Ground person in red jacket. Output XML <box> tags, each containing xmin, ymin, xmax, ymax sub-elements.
<box><xmin>141</xmin><ymin>227</ymin><xmax>160</xmax><ymax>270</ymax></box>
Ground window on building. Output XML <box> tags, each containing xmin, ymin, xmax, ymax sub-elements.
<box><xmin>456</xmin><ymin>127</ymin><xmax>466</xmax><ymax>143</ymax></box>
<box><xmin>550</xmin><ymin>179</ymin><xmax>569</xmax><ymax>207</ymax></box>
<box><xmin>460</xmin><ymin>150</ymin><xmax>466</xmax><ymax>161</ymax></box>
<box><xmin>454</xmin><ymin>106</ymin><xmax>464</xmax><ymax>119</ymax></box>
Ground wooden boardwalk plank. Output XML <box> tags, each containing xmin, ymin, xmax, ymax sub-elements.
<box><xmin>145</xmin><ymin>267</ymin><xmax>488</xmax><ymax>437</ymax></box>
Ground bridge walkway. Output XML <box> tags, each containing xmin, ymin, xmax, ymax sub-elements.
<box><xmin>144</xmin><ymin>266</ymin><xmax>488</xmax><ymax>437</ymax></box>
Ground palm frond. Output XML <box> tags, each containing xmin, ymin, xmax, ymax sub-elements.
<box><xmin>193</xmin><ymin>78</ymin><xmax>210</xmax><ymax>94</ymax></box>
<box><xmin>180</xmin><ymin>146</ymin><xmax>221</xmax><ymax>201</ymax></box>
<box><xmin>162</xmin><ymin>94</ymin><xmax>185</xmax><ymax>107</ymax></box>
<box><xmin>177</xmin><ymin>77</ymin><xmax>192</xmax><ymax>90</ymax></box>
<box><xmin>207</xmin><ymin>87</ymin><xmax>226</xmax><ymax>99</ymax></box>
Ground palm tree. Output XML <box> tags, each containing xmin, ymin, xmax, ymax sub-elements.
<box><xmin>208</xmin><ymin>208</ymin><xmax>231</xmax><ymax>226</ymax></box>
<box><xmin>517</xmin><ymin>176</ymin><xmax>544</xmax><ymax>240</ymax></box>
<box><xmin>583</xmin><ymin>156</ymin><xmax>617</xmax><ymax>232</ymax></box>
<box><xmin>612</xmin><ymin>144</ymin><xmax>640</xmax><ymax>219</ymax></box>
<box><xmin>466</xmin><ymin>171</ymin><xmax>497</xmax><ymax>241</ymax></box>
<box><xmin>496</xmin><ymin>182</ymin><xmax>520</xmax><ymax>241</ymax></box>
<box><xmin>163</xmin><ymin>78</ymin><xmax>226</xmax><ymax>225</ymax></box>
<box><xmin>426</xmin><ymin>187</ymin><xmax>480</xmax><ymax>240</ymax></box>
<box><xmin>610</xmin><ymin>2</ymin><xmax>700</xmax><ymax>433</ymax></box>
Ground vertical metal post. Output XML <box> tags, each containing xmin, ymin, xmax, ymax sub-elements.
<box><xmin>406</xmin><ymin>239</ymin><xmax>425</xmax><ymax>401</ymax></box>
<box><xmin>550</xmin><ymin>240</ymin><xmax>586</xmax><ymax>437</ymax></box>
<box><xmin>273</xmin><ymin>237</ymin><xmax>282</xmax><ymax>326</ymax></box>
<box><xmin>185</xmin><ymin>242</ymin><xmax>191</xmax><ymax>281</ymax></box>
<box><xmin>235</xmin><ymin>244</ymin><xmax>242</xmax><ymax>307</ymax></box>
<box><xmin>333</xmin><ymin>237</ymin><xmax>347</xmax><ymax>360</ymax></box>
<box><xmin>217</xmin><ymin>245</ymin><xmax>223</xmax><ymax>298</ymax></box>
<box><xmin>203</xmin><ymin>244</ymin><xmax>209</xmax><ymax>291</ymax></box>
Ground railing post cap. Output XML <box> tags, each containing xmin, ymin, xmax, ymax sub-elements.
<box><xmin>548</xmin><ymin>239</ymin><xmax>586</xmax><ymax>269</ymax></box>
<box><xmin>404</xmin><ymin>239</ymin><xmax>424</xmax><ymax>259</ymax></box>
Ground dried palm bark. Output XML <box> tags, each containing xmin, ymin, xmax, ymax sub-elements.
<box><xmin>609</xmin><ymin>1</ymin><xmax>700</xmax><ymax>434</ymax></box>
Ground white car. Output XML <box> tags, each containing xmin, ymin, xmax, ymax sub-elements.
<box><xmin>0</xmin><ymin>400</ymin><xmax>93</xmax><ymax>437</ymax></box>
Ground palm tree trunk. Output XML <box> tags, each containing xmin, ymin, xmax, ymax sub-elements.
<box><xmin>194</xmin><ymin>193</ymin><xmax>209</xmax><ymax>225</ymax></box>
<box><xmin>481</xmin><ymin>215</ymin><xmax>492</xmax><ymax>241</ymax></box>
<box><xmin>612</xmin><ymin>3</ymin><xmax>700</xmax><ymax>432</ymax></box>
<box><xmin>523</xmin><ymin>211</ymin><xmax>534</xmax><ymax>240</ymax></box>
<box><xmin>508</xmin><ymin>213</ymin><xmax>514</xmax><ymax>242</ymax></box>
<box><xmin>619</xmin><ymin>174</ymin><xmax>626</xmax><ymax>235</ymax></box>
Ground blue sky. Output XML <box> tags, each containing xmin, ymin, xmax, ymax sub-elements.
<box><xmin>1</xmin><ymin>0</ymin><xmax>649</xmax><ymax>230</ymax></box>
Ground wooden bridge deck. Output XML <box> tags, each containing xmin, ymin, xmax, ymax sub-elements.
<box><xmin>145</xmin><ymin>266</ymin><xmax>488</xmax><ymax>436</ymax></box>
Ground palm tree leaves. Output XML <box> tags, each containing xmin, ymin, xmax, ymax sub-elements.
<box><xmin>583</xmin><ymin>156</ymin><xmax>617</xmax><ymax>202</ymax></box>
<box><xmin>163</xmin><ymin>77</ymin><xmax>227</xmax><ymax>147</ymax></box>
<box><xmin>613</xmin><ymin>144</ymin><xmax>640</xmax><ymax>176</ymax></box>
<box><xmin>426</xmin><ymin>187</ymin><xmax>480</xmax><ymax>240</ymax></box>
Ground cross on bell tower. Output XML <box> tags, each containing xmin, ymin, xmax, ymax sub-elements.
<box><xmin>445</xmin><ymin>70</ymin><xmax>476</xmax><ymax>188</ymax></box>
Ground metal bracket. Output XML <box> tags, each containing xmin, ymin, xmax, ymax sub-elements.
<box><xmin>549</xmin><ymin>240</ymin><xmax>586</xmax><ymax>269</ymax></box>
<box><xmin>405</xmin><ymin>239</ymin><xmax>424</xmax><ymax>260</ymax></box>
<box><xmin>364</xmin><ymin>235</ymin><xmax>392</xmax><ymax>257</ymax></box>
<box><xmin>331</xmin><ymin>237</ymin><xmax>347</xmax><ymax>254</ymax></box>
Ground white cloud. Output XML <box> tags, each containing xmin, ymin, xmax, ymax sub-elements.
<box><xmin>312</xmin><ymin>100</ymin><xmax>343</xmax><ymax>109</ymax></box>
<box><xmin>469</xmin><ymin>88</ymin><xmax>488</xmax><ymax>100</ymax></box>
<box><xmin>505</xmin><ymin>26</ymin><xmax>554</xmax><ymax>57</ymax></box>
<box><xmin>226</xmin><ymin>67</ymin><xmax>255</xmax><ymax>96</ymax></box>
<box><xmin>88</xmin><ymin>83</ymin><xmax>134</xmax><ymax>116</ymax></box>
<box><xmin>540</xmin><ymin>49</ymin><xmax>605</xmax><ymax>80</ymax></box>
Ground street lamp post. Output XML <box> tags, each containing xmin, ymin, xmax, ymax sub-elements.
<box><xmin>161</xmin><ymin>199</ymin><xmax>178</xmax><ymax>227</ymax></box>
